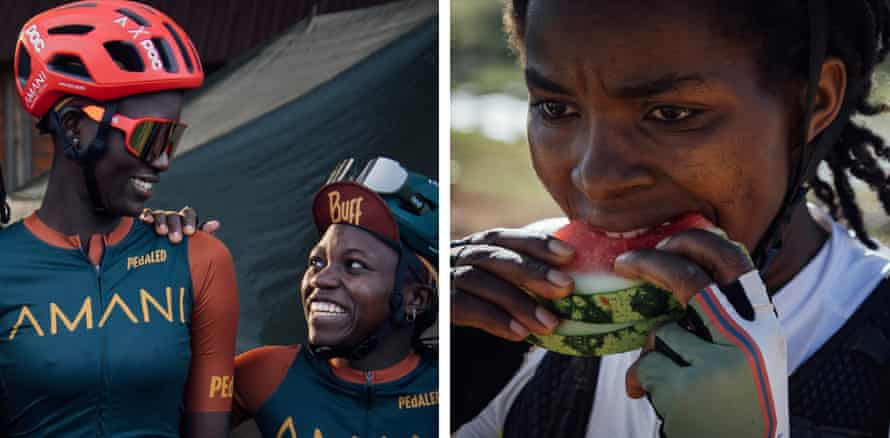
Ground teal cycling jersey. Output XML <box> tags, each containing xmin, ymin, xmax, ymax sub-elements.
<box><xmin>234</xmin><ymin>345</ymin><xmax>438</xmax><ymax>438</ymax></box>
<box><xmin>0</xmin><ymin>214</ymin><xmax>239</xmax><ymax>437</ymax></box>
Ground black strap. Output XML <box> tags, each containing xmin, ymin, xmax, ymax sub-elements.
<box><xmin>754</xmin><ymin>0</ymin><xmax>830</xmax><ymax>271</ymax></box>
<box><xmin>81</xmin><ymin>101</ymin><xmax>117</xmax><ymax>214</ymax></box>
<box><xmin>0</xmin><ymin>166</ymin><xmax>9</xmax><ymax>225</ymax></box>
<box><xmin>790</xmin><ymin>277</ymin><xmax>890</xmax><ymax>437</ymax></box>
<box><xmin>503</xmin><ymin>354</ymin><xmax>600</xmax><ymax>438</ymax></box>
<box><xmin>48</xmin><ymin>98</ymin><xmax>117</xmax><ymax>214</ymax></box>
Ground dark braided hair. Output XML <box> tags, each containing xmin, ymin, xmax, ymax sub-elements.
<box><xmin>504</xmin><ymin>0</ymin><xmax>890</xmax><ymax>249</ymax></box>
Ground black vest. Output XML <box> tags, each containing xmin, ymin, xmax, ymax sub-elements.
<box><xmin>503</xmin><ymin>279</ymin><xmax>890</xmax><ymax>437</ymax></box>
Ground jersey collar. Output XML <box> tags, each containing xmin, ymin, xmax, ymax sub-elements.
<box><xmin>24</xmin><ymin>213</ymin><xmax>133</xmax><ymax>261</ymax></box>
<box><xmin>328</xmin><ymin>350</ymin><xmax>420</xmax><ymax>385</ymax></box>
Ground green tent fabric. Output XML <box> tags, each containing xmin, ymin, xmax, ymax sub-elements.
<box><xmin>149</xmin><ymin>17</ymin><xmax>438</xmax><ymax>352</ymax></box>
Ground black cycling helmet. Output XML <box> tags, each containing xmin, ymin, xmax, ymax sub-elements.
<box><xmin>326</xmin><ymin>157</ymin><xmax>438</xmax><ymax>264</ymax></box>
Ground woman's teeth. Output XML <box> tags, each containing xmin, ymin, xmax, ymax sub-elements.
<box><xmin>603</xmin><ymin>221</ymin><xmax>672</xmax><ymax>239</ymax></box>
<box><xmin>310</xmin><ymin>301</ymin><xmax>347</xmax><ymax>315</ymax></box>
<box><xmin>131</xmin><ymin>178</ymin><xmax>154</xmax><ymax>193</ymax></box>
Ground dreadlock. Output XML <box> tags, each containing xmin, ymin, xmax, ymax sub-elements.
<box><xmin>503</xmin><ymin>0</ymin><xmax>890</xmax><ymax>249</ymax></box>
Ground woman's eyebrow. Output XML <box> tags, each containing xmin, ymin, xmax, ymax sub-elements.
<box><xmin>343</xmin><ymin>248</ymin><xmax>370</xmax><ymax>257</ymax></box>
<box><xmin>612</xmin><ymin>73</ymin><xmax>707</xmax><ymax>98</ymax></box>
<box><xmin>525</xmin><ymin>68</ymin><xmax>711</xmax><ymax>99</ymax></box>
<box><xmin>525</xmin><ymin>67</ymin><xmax>572</xmax><ymax>95</ymax></box>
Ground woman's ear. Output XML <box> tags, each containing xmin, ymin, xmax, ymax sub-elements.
<box><xmin>403</xmin><ymin>282</ymin><xmax>435</xmax><ymax>318</ymax></box>
<box><xmin>806</xmin><ymin>57</ymin><xmax>847</xmax><ymax>143</ymax></box>
<box><xmin>60</xmin><ymin>108</ymin><xmax>83</xmax><ymax>148</ymax></box>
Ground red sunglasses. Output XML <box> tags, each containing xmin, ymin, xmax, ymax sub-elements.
<box><xmin>81</xmin><ymin>104</ymin><xmax>188</xmax><ymax>163</ymax></box>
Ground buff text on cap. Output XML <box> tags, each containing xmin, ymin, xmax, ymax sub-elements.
<box><xmin>312</xmin><ymin>181</ymin><xmax>400</xmax><ymax>242</ymax></box>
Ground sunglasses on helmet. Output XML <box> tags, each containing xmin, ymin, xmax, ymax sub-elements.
<box><xmin>327</xmin><ymin>157</ymin><xmax>433</xmax><ymax>214</ymax></box>
<box><xmin>80</xmin><ymin>104</ymin><xmax>187</xmax><ymax>163</ymax></box>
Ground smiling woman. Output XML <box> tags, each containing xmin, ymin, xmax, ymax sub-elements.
<box><xmin>0</xmin><ymin>2</ymin><xmax>239</xmax><ymax>437</ymax></box>
<box><xmin>452</xmin><ymin>0</ymin><xmax>890</xmax><ymax>437</ymax></box>
<box><xmin>232</xmin><ymin>162</ymin><xmax>439</xmax><ymax>438</ymax></box>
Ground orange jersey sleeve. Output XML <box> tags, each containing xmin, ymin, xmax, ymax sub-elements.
<box><xmin>185</xmin><ymin>231</ymin><xmax>240</xmax><ymax>413</ymax></box>
<box><xmin>232</xmin><ymin>345</ymin><xmax>300</xmax><ymax>426</ymax></box>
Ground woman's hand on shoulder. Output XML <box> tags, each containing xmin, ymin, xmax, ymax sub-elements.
<box><xmin>140</xmin><ymin>206</ymin><xmax>221</xmax><ymax>244</ymax></box>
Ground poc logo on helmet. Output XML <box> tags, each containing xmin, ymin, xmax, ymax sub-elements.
<box><xmin>140</xmin><ymin>40</ymin><xmax>163</xmax><ymax>71</ymax></box>
<box><xmin>24</xmin><ymin>25</ymin><xmax>45</xmax><ymax>53</ymax></box>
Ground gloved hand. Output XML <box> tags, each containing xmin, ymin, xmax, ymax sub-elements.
<box><xmin>619</xmin><ymin>230</ymin><xmax>789</xmax><ymax>438</ymax></box>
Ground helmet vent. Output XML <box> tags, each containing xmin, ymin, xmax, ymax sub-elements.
<box><xmin>152</xmin><ymin>37</ymin><xmax>178</xmax><ymax>73</ymax></box>
<box><xmin>115</xmin><ymin>8</ymin><xmax>149</xmax><ymax>26</ymax></box>
<box><xmin>103</xmin><ymin>41</ymin><xmax>144</xmax><ymax>72</ymax></box>
<box><xmin>17</xmin><ymin>44</ymin><xmax>31</xmax><ymax>87</ymax></box>
<box><xmin>164</xmin><ymin>23</ymin><xmax>193</xmax><ymax>73</ymax></box>
<box><xmin>48</xmin><ymin>54</ymin><xmax>93</xmax><ymax>82</ymax></box>
<box><xmin>48</xmin><ymin>25</ymin><xmax>94</xmax><ymax>35</ymax></box>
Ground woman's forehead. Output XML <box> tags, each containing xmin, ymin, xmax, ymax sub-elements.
<box><xmin>525</xmin><ymin>0</ymin><xmax>730</xmax><ymax>56</ymax></box>
<box><xmin>524</xmin><ymin>1</ymin><xmax>754</xmax><ymax>96</ymax></box>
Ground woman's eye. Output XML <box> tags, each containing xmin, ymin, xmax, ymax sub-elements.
<box><xmin>308</xmin><ymin>256</ymin><xmax>325</xmax><ymax>270</ymax></box>
<box><xmin>533</xmin><ymin>101</ymin><xmax>579</xmax><ymax>120</ymax></box>
<box><xmin>347</xmin><ymin>260</ymin><xmax>368</xmax><ymax>271</ymax></box>
<box><xmin>647</xmin><ymin>106</ymin><xmax>697</xmax><ymax>122</ymax></box>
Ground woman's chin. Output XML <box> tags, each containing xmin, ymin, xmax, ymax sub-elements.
<box><xmin>307</xmin><ymin>328</ymin><xmax>350</xmax><ymax>347</ymax></box>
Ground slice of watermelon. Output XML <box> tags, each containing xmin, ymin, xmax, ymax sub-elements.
<box><xmin>528</xmin><ymin>213</ymin><xmax>722</xmax><ymax>356</ymax></box>
<box><xmin>546</xmin><ymin>213</ymin><xmax>717</xmax><ymax>324</ymax></box>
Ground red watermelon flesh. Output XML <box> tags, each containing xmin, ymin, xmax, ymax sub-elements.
<box><xmin>553</xmin><ymin>213</ymin><xmax>717</xmax><ymax>294</ymax></box>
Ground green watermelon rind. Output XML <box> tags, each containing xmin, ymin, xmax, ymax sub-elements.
<box><xmin>527</xmin><ymin>314</ymin><xmax>681</xmax><ymax>357</ymax></box>
<box><xmin>549</xmin><ymin>283</ymin><xmax>683</xmax><ymax>324</ymax></box>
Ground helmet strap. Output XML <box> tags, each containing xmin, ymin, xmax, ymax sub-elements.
<box><xmin>753</xmin><ymin>0</ymin><xmax>829</xmax><ymax>274</ymax></box>
<box><xmin>51</xmin><ymin>100</ymin><xmax>117</xmax><ymax>214</ymax></box>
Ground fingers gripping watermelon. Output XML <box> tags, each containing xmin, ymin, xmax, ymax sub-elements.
<box><xmin>528</xmin><ymin>213</ymin><xmax>721</xmax><ymax>356</ymax></box>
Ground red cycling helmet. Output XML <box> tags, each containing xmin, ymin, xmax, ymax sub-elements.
<box><xmin>14</xmin><ymin>0</ymin><xmax>204</xmax><ymax>119</ymax></box>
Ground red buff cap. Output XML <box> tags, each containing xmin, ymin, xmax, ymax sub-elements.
<box><xmin>312</xmin><ymin>181</ymin><xmax>400</xmax><ymax>242</ymax></box>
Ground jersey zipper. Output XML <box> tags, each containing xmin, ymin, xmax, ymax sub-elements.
<box><xmin>364</xmin><ymin>370</ymin><xmax>373</xmax><ymax>438</ymax></box>
<box><xmin>83</xmin><ymin>244</ymin><xmax>106</xmax><ymax>437</ymax></box>
<box><xmin>95</xmin><ymin>260</ymin><xmax>106</xmax><ymax>437</ymax></box>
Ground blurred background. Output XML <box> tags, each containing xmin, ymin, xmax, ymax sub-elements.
<box><xmin>3</xmin><ymin>1</ymin><xmax>437</xmax><ymax>436</ymax></box>
<box><xmin>451</xmin><ymin>0</ymin><xmax>890</xmax><ymax>431</ymax></box>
